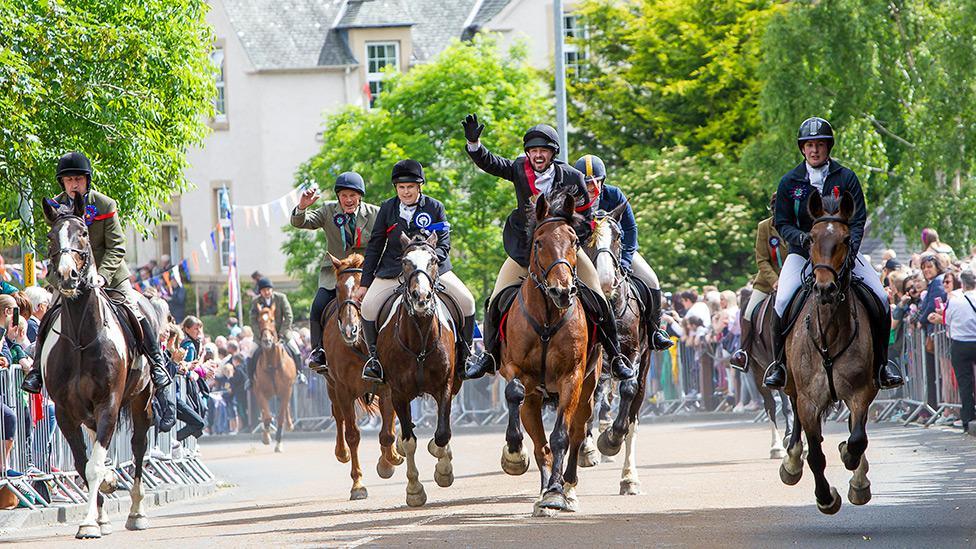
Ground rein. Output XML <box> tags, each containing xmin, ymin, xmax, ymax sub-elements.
<box><xmin>49</xmin><ymin>217</ymin><xmax>104</xmax><ymax>351</ymax></box>
<box><xmin>395</xmin><ymin>242</ymin><xmax>445</xmax><ymax>389</ymax></box>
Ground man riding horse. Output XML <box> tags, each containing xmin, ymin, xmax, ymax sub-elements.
<box><xmin>762</xmin><ymin>117</ymin><xmax>903</xmax><ymax>390</ymax></box>
<box><xmin>22</xmin><ymin>151</ymin><xmax>176</xmax><ymax>430</ymax></box>
<box><xmin>354</xmin><ymin>159</ymin><xmax>477</xmax><ymax>384</ymax></box>
<box><xmin>460</xmin><ymin>115</ymin><xmax>637</xmax><ymax>381</ymax></box>
<box><xmin>290</xmin><ymin>172</ymin><xmax>379</xmax><ymax>371</ymax></box>
<box><xmin>247</xmin><ymin>278</ymin><xmax>302</xmax><ymax>381</ymax></box>
<box><xmin>573</xmin><ymin>153</ymin><xmax>673</xmax><ymax>352</ymax></box>
<box><xmin>730</xmin><ymin>192</ymin><xmax>785</xmax><ymax>371</ymax></box>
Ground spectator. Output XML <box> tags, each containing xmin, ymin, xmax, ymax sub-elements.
<box><xmin>929</xmin><ymin>270</ymin><xmax>976</xmax><ymax>435</ymax></box>
<box><xmin>22</xmin><ymin>286</ymin><xmax>51</xmax><ymax>344</ymax></box>
<box><xmin>922</xmin><ymin>228</ymin><xmax>956</xmax><ymax>263</ymax></box>
<box><xmin>227</xmin><ymin>316</ymin><xmax>242</xmax><ymax>338</ymax></box>
<box><xmin>943</xmin><ymin>269</ymin><xmax>961</xmax><ymax>299</ymax></box>
<box><xmin>176</xmin><ymin>316</ymin><xmax>207</xmax><ymax>443</ymax></box>
<box><xmin>238</xmin><ymin>326</ymin><xmax>256</xmax><ymax>358</ymax></box>
<box><xmin>881</xmin><ymin>258</ymin><xmax>902</xmax><ymax>288</ymax></box>
<box><xmin>916</xmin><ymin>254</ymin><xmax>948</xmax><ymax>407</ymax></box>
<box><xmin>679</xmin><ymin>290</ymin><xmax>712</xmax><ymax>329</ymax></box>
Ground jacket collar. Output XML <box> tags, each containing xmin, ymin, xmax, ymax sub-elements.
<box><xmin>787</xmin><ymin>159</ymin><xmax>843</xmax><ymax>183</ymax></box>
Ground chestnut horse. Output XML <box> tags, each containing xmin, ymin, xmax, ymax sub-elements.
<box><xmin>779</xmin><ymin>190</ymin><xmax>875</xmax><ymax>514</ymax></box>
<box><xmin>253</xmin><ymin>302</ymin><xmax>297</xmax><ymax>452</ymax></box>
<box><xmin>743</xmin><ymin>293</ymin><xmax>795</xmax><ymax>459</ymax></box>
<box><xmin>321</xmin><ymin>253</ymin><xmax>402</xmax><ymax>500</ymax></box>
<box><xmin>39</xmin><ymin>199</ymin><xmax>157</xmax><ymax>538</ymax></box>
<box><xmin>581</xmin><ymin>207</ymin><xmax>648</xmax><ymax>496</ymax></box>
<box><xmin>377</xmin><ymin>232</ymin><xmax>459</xmax><ymax>507</ymax></box>
<box><xmin>500</xmin><ymin>192</ymin><xmax>600</xmax><ymax>516</ymax></box>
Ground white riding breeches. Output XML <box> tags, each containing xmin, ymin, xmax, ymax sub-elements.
<box><xmin>630</xmin><ymin>252</ymin><xmax>660</xmax><ymax>290</ymax></box>
<box><xmin>773</xmin><ymin>253</ymin><xmax>886</xmax><ymax>316</ymax></box>
<box><xmin>744</xmin><ymin>289</ymin><xmax>769</xmax><ymax>320</ymax></box>
<box><xmin>362</xmin><ymin>271</ymin><xmax>475</xmax><ymax>322</ymax></box>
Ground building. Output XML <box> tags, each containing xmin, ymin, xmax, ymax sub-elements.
<box><xmin>129</xmin><ymin>0</ymin><xmax>587</xmax><ymax>306</ymax></box>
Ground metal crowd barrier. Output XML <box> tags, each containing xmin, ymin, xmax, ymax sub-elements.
<box><xmin>1</xmin><ymin>365</ymin><xmax>213</xmax><ymax>513</ymax></box>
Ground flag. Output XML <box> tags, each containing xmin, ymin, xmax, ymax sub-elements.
<box><xmin>191</xmin><ymin>250</ymin><xmax>201</xmax><ymax>271</ymax></box>
<box><xmin>227</xmin><ymin>228</ymin><xmax>240</xmax><ymax>311</ymax></box>
<box><xmin>261</xmin><ymin>204</ymin><xmax>270</xmax><ymax>226</ymax></box>
<box><xmin>200</xmin><ymin>241</ymin><xmax>210</xmax><ymax>263</ymax></box>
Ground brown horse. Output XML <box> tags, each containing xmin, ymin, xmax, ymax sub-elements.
<box><xmin>377</xmin><ymin>232</ymin><xmax>459</xmax><ymax>507</ymax></box>
<box><xmin>744</xmin><ymin>293</ymin><xmax>795</xmax><ymax>459</ymax></box>
<box><xmin>321</xmin><ymin>253</ymin><xmax>403</xmax><ymax>500</ymax></box>
<box><xmin>581</xmin><ymin>208</ymin><xmax>648</xmax><ymax>495</ymax></box>
<box><xmin>253</xmin><ymin>302</ymin><xmax>297</xmax><ymax>452</ymax></box>
<box><xmin>779</xmin><ymin>190</ymin><xmax>875</xmax><ymax>514</ymax></box>
<box><xmin>39</xmin><ymin>199</ymin><xmax>157</xmax><ymax>538</ymax></box>
<box><xmin>500</xmin><ymin>192</ymin><xmax>600</xmax><ymax>516</ymax></box>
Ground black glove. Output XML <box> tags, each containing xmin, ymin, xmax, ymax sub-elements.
<box><xmin>462</xmin><ymin>114</ymin><xmax>484</xmax><ymax>143</ymax></box>
<box><xmin>799</xmin><ymin>233</ymin><xmax>812</xmax><ymax>250</ymax></box>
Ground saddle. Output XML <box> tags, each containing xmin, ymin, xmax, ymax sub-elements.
<box><xmin>102</xmin><ymin>288</ymin><xmax>143</xmax><ymax>355</ymax></box>
<box><xmin>779</xmin><ymin>275</ymin><xmax>882</xmax><ymax>339</ymax></box>
<box><xmin>377</xmin><ymin>284</ymin><xmax>464</xmax><ymax>339</ymax></box>
<box><xmin>627</xmin><ymin>276</ymin><xmax>650</xmax><ymax>316</ymax></box>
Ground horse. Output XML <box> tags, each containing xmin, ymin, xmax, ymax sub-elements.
<box><xmin>778</xmin><ymin>190</ymin><xmax>875</xmax><ymax>514</ymax></box>
<box><xmin>38</xmin><ymin>198</ymin><xmax>158</xmax><ymax>538</ymax></box>
<box><xmin>321</xmin><ymin>253</ymin><xmax>403</xmax><ymax>500</ymax></box>
<box><xmin>743</xmin><ymin>293</ymin><xmax>795</xmax><ymax>459</ymax></box>
<box><xmin>578</xmin><ymin>207</ymin><xmax>648</xmax><ymax>495</ymax></box>
<box><xmin>499</xmin><ymin>191</ymin><xmax>601</xmax><ymax>516</ymax></box>
<box><xmin>377</xmin><ymin>232</ymin><xmax>459</xmax><ymax>507</ymax></box>
<box><xmin>253</xmin><ymin>302</ymin><xmax>298</xmax><ymax>453</ymax></box>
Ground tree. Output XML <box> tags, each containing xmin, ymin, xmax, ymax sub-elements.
<box><xmin>283</xmin><ymin>36</ymin><xmax>549</xmax><ymax>310</ymax></box>
<box><xmin>0</xmin><ymin>0</ymin><xmax>215</xmax><ymax>250</ymax></box>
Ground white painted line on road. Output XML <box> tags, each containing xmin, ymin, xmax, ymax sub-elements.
<box><xmin>341</xmin><ymin>512</ymin><xmax>453</xmax><ymax>547</ymax></box>
<box><xmin>345</xmin><ymin>535</ymin><xmax>380</xmax><ymax>548</ymax></box>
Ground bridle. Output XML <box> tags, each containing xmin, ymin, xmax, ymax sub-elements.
<box><xmin>49</xmin><ymin>215</ymin><xmax>94</xmax><ymax>295</ymax></box>
<box><xmin>530</xmin><ymin>216</ymin><xmax>579</xmax><ymax>302</ymax></box>
<box><xmin>808</xmin><ymin>214</ymin><xmax>853</xmax><ymax>300</ymax></box>
<box><xmin>590</xmin><ymin>214</ymin><xmax>625</xmax><ymax>296</ymax></box>
<box><xmin>395</xmin><ymin>241</ymin><xmax>444</xmax><ymax>388</ymax></box>
<box><xmin>400</xmin><ymin>242</ymin><xmax>439</xmax><ymax>317</ymax></box>
<box><xmin>335</xmin><ymin>266</ymin><xmax>364</xmax><ymax>330</ymax></box>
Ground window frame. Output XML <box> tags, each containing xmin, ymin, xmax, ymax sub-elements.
<box><xmin>364</xmin><ymin>41</ymin><xmax>400</xmax><ymax>108</ymax></box>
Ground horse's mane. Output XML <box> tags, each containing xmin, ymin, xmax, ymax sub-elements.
<box><xmin>525</xmin><ymin>189</ymin><xmax>586</xmax><ymax>241</ymax></box>
<box><xmin>337</xmin><ymin>253</ymin><xmax>364</xmax><ymax>271</ymax></box>
<box><xmin>587</xmin><ymin>213</ymin><xmax>615</xmax><ymax>248</ymax></box>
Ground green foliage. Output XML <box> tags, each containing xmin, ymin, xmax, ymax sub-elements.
<box><xmin>0</xmin><ymin>0</ymin><xmax>215</xmax><ymax>254</ymax></box>
<box><xmin>285</xmin><ymin>36</ymin><xmax>548</xmax><ymax>310</ymax></box>
<box><xmin>620</xmin><ymin>147</ymin><xmax>757</xmax><ymax>289</ymax></box>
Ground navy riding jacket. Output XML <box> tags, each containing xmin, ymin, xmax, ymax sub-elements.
<box><xmin>595</xmin><ymin>184</ymin><xmax>638</xmax><ymax>272</ymax></box>
<box><xmin>361</xmin><ymin>194</ymin><xmax>452</xmax><ymax>288</ymax></box>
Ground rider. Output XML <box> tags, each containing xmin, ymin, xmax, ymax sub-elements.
<box><xmin>354</xmin><ymin>159</ymin><xmax>477</xmax><ymax>384</ymax></box>
<box><xmin>290</xmin><ymin>172</ymin><xmax>380</xmax><ymax>371</ymax></box>
<box><xmin>461</xmin><ymin>114</ymin><xmax>636</xmax><ymax>381</ymax></box>
<box><xmin>730</xmin><ymin>192</ymin><xmax>785</xmax><ymax>371</ymax></box>
<box><xmin>21</xmin><ymin>151</ymin><xmax>176</xmax><ymax>431</ymax></box>
<box><xmin>762</xmin><ymin>117</ymin><xmax>904</xmax><ymax>390</ymax></box>
<box><xmin>247</xmin><ymin>278</ymin><xmax>302</xmax><ymax>381</ymax></box>
<box><xmin>573</xmin><ymin>154</ymin><xmax>673</xmax><ymax>352</ymax></box>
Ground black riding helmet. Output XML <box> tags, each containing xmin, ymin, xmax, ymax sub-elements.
<box><xmin>573</xmin><ymin>154</ymin><xmax>607</xmax><ymax>182</ymax></box>
<box><xmin>523</xmin><ymin>124</ymin><xmax>560</xmax><ymax>154</ymax></box>
<box><xmin>797</xmin><ymin>117</ymin><xmax>834</xmax><ymax>152</ymax></box>
<box><xmin>56</xmin><ymin>151</ymin><xmax>93</xmax><ymax>191</ymax></box>
<box><xmin>257</xmin><ymin>277</ymin><xmax>273</xmax><ymax>290</ymax></box>
<box><xmin>334</xmin><ymin>171</ymin><xmax>366</xmax><ymax>195</ymax></box>
<box><xmin>391</xmin><ymin>159</ymin><xmax>425</xmax><ymax>185</ymax></box>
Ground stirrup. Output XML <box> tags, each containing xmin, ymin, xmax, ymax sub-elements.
<box><xmin>876</xmin><ymin>361</ymin><xmax>904</xmax><ymax>390</ymax></box>
<box><xmin>362</xmin><ymin>357</ymin><xmax>384</xmax><ymax>383</ymax></box>
<box><xmin>763</xmin><ymin>362</ymin><xmax>786</xmax><ymax>389</ymax></box>
<box><xmin>609</xmin><ymin>355</ymin><xmax>636</xmax><ymax>380</ymax></box>
<box><xmin>730</xmin><ymin>349</ymin><xmax>749</xmax><ymax>372</ymax></box>
<box><xmin>651</xmin><ymin>329</ymin><xmax>674</xmax><ymax>351</ymax></box>
<box><xmin>463</xmin><ymin>352</ymin><xmax>496</xmax><ymax>380</ymax></box>
<box><xmin>21</xmin><ymin>369</ymin><xmax>43</xmax><ymax>395</ymax></box>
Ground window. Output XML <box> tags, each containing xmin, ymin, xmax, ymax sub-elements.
<box><xmin>210</xmin><ymin>48</ymin><xmax>226</xmax><ymax>120</ymax></box>
<box><xmin>365</xmin><ymin>42</ymin><xmax>399</xmax><ymax>108</ymax></box>
<box><xmin>216</xmin><ymin>188</ymin><xmax>233</xmax><ymax>270</ymax></box>
<box><xmin>563</xmin><ymin>14</ymin><xmax>588</xmax><ymax>81</ymax></box>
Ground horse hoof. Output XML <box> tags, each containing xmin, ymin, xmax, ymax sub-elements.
<box><xmin>848</xmin><ymin>482</ymin><xmax>872</xmax><ymax>506</ymax></box>
<box><xmin>406</xmin><ymin>486</ymin><xmax>427</xmax><ymax>507</ymax></box>
<box><xmin>76</xmin><ymin>525</ymin><xmax>102</xmax><ymax>539</ymax></box>
<box><xmin>434</xmin><ymin>470</ymin><xmax>454</xmax><ymax>488</ymax></box>
<box><xmin>500</xmin><ymin>445</ymin><xmax>530</xmax><ymax>476</ymax></box>
<box><xmin>377</xmin><ymin>458</ymin><xmax>396</xmax><ymax>479</ymax></box>
<box><xmin>538</xmin><ymin>489</ymin><xmax>568</xmax><ymax>511</ymax></box>
<box><xmin>99</xmin><ymin>471</ymin><xmax>118</xmax><ymax>494</ymax></box>
<box><xmin>579</xmin><ymin>440</ymin><xmax>600</xmax><ymax>468</ymax></box>
<box><xmin>261</xmin><ymin>433</ymin><xmax>271</xmax><ymax>445</ymax></box>
<box><xmin>532</xmin><ymin>501</ymin><xmax>559</xmax><ymax>517</ymax></box>
<box><xmin>350</xmin><ymin>486</ymin><xmax>369</xmax><ymax>501</ymax></box>
<box><xmin>125</xmin><ymin>515</ymin><xmax>149</xmax><ymax>531</ymax></box>
<box><xmin>564</xmin><ymin>494</ymin><xmax>579</xmax><ymax>512</ymax></box>
<box><xmin>98</xmin><ymin>521</ymin><xmax>113</xmax><ymax>536</ymax></box>
<box><xmin>597</xmin><ymin>430</ymin><xmax>622</xmax><ymax>457</ymax></box>
<box><xmin>274</xmin><ymin>442</ymin><xmax>283</xmax><ymax>453</ymax></box>
<box><xmin>779</xmin><ymin>461</ymin><xmax>803</xmax><ymax>486</ymax></box>
<box><xmin>817</xmin><ymin>487</ymin><xmax>842</xmax><ymax>515</ymax></box>
<box><xmin>770</xmin><ymin>447</ymin><xmax>787</xmax><ymax>460</ymax></box>
<box><xmin>620</xmin><ymin>479</ymin><xmax>641</xmax><ymax>496</ymax></box>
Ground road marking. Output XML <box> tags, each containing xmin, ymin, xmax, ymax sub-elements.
<box><xmin>341</xmin><ymin>512</ymin><xmax>452</xmax><ymax>548</ymax></box>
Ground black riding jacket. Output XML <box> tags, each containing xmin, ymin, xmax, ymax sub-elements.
<box><xmin>773</xmin><ymin>159</ymin><xmax>867</xmax><ymax>259</ymax></box>
<box><xmin>467</xmin><ymin>144</ymin><xmax>591</xmax><ymax>267</ymax></box>
<box><xmin>361</xmin><ymin>194</ymin><xmax>452</xmax><ymax>288</ymax></box>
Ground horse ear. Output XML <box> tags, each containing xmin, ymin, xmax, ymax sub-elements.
<box><xmin>807</xmin><ymin>190</ymin><xmax>824</xmax><ymax>218</ymax></box>
<box><xmin>840</xmin><ymin>191</ymin><xmax>855</xmax><ymax>219</ymax></box>
<box><xmin>328</xmin><ymin>253</ymin><xmax>342</xmax><ymax>270</ymax></box>
<box><xmin>610</xmin><ymin>202</ymin><xmax>627</xmax><ymax>222</ymax></box>
<box><xmin>535</xmin><ymin>194</ymin><xmax>549</xmax><ymax>221</ymax></box>
<box><xmin>425</xmin><ymin>231</ymin><xmax>438</xmax><ymax>248</ymax></box>
<box><xmin>42</xmin><ymin>199</ymin><xmax>58</xmax><ymax>225</ymax></box>
<box><xmin>562</xmin><ymin>192</ymin><xmax>575</xmax><ymax>216</ymax></box>
<box><xmin>399</xmin><ymin>232</ymin><xmax>412</xmax><ymax>248</ymax></box>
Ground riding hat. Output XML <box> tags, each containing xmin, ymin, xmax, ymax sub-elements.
<box><xmin>797</xmin><ymin>117</ymin><xmax>834</xmax><ymax>151</ymax></box>
<box><xmin>523</xmin><ymin>124</ymin><xmax>560</xmax><ymax>154</ymax></box>
<box><xmin>334</xmin><ymin>171</ymin><xmax>366</xmax><ymax>195</ymax></box>
<box><xmin>391</xmin><ymin>159</ymin><xmax>425</xmax><ymax>185</ymax></box>
<box><xmin>257</xmin><ymin>277</ymin><xmax>273</xmax><ymax>290</ymax></box>
<box><xmin>574</xmin><ymin>154</ymin><xmax>607</xmax><ymax>182</ymax></box>
<box><xmin>56</xmin><ymin>151</ymin><xmax>93</xmax><ymax>189</ymax></box>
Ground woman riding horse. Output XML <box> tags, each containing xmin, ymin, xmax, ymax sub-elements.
<box><xmin>573</xmin><ymin>154</ymin><xmax>673</xmax><ymax>352</ymax></box>
<box><xmin>290</xmin><ymin>172</ymin><xmax>380</xmax><ymax>371</ymax></box>
<box><xmin>22</xmin><ymin>151</ymin><xmax>175</xmax><ymax>431</ymax></box>
<box><xmin>461</xmin><ymin>114</ymin><xmax>636</xmax><ymax>381</ymax></box>
<box><xmin>762</xmin><ymin>117</ymin><xmax>903</xmax><ymax>390</ymax></box>
<box><xmin>355</xmin><ymin>159</ymin><xmax>476</xmax><ymax>383</ymax></box>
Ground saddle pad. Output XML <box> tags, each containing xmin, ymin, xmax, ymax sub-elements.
<box><xmin>379</xmin><ymin>295</ymin><xmax>456</xmax><ymax>336</ymax></box>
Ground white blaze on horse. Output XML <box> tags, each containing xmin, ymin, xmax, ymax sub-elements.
<box><xmin>39</xmin><ymin>199</ymin><xmax>159</xmax><ymax>538</ymax></box>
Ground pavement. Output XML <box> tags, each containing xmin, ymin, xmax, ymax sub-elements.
<box><xmin>2</xmin><ymin>418</ymin><xmax>975</xmax><ymax>548</ymax></box>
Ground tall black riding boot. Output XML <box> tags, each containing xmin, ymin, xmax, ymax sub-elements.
<box><xmin>308</xmin><ymin>316</ymin><xmax>327</xmax><ymax>369</ymax></box>
<box><xmin>21</xmin><ymin>368</ymin><xmax>43</xmax><ymax>394</ymax></box>
<box><xmin>457</xmin><ymin>314</ymin><xmax>476</xmax><ymax>372</ymax></box>
<box><xmin>580</xmin><ymin>286</ymin><xmax>636</xmax><ymax>380</ymax></box>
<box><xmin>140</xmin><ymin>318</ymin><xmax>172</xmax><ymax>389</ymax></box>
<box><xmin>872</xmin><ymin>298</ymin><xmax>904</xmax><ymax>390</ymax></box>
<box><xmin>730</xmin><ymin>316</ymin><xmax>753</xmax><ymax>372</ymax></box>
<box><xmin>361</xmin><ymin>320</ymin><xmax>384</xmax><ymax>383</ymax></box>
<box><xmin>648</xmin><ymin>288</ymin><xmax>674</xmax><ymax>351</ymax></box>
<box><xmin>155</xmin><ymin>381</ymin><xmax>177</xmax><ymax>432</ymax></box>
<box><xmin>464</xmin><ymin>298</ymin><xmax>500</xmax><ymax>380</ymax></box>
<box><xmin>762</xmin><ymin>312</ymin><xmax>787</xmax><ymax>389</ymax></box>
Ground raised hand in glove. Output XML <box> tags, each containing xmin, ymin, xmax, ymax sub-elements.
<box><xmin>461</xmin><ymin>114</ymin><xmax>484</xmax><ymax>143</ymax></box>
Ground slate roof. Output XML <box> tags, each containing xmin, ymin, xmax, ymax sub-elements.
<box><xmin>220</xmin><ymin>0</ymin><xmax>500</xmax><ymax>71</ymax></box>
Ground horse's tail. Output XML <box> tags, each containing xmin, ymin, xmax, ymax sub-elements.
<box><xmin>356</xmin><ymin>394</ymin><xmax>379</xmax><ymax>417</ymax></box>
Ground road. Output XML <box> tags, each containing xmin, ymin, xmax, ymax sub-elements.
<box><xmin>4</xmin><ymin>418</ymin><xmax>976</xmax><ymax>547</ymax></box>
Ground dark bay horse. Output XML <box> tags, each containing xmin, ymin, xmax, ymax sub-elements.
<box><xmin>254</xmin><ymin>302</ymin><xmax>297</xmax><ymax>452</ymax></box>
<box><xmin>744</xmin><ymin>293</ymin><xmax>795</xmax><ymax>459</ymax></box>
<box><xmin>500</xmin><ymin>192</ymin><xmax>600</xmax><ymax>516</ymax></box>
<box><xmin>377</xmin><ymin>232</ymin><xmax>459</xmax><ymax>507</ymax></box>
<box><xmin>779</xmin><ymin>191</ymin><xmax>875</xmax><ymax>514</ymax></box>
<box><xmin>39</xmin><ymin>199</ymin><xmax>157</xmax><ymax>538</ymax></box>
<box><xmin>322</xmin><ymin>253</ymin><xmax>402</xmax><ymax>500</ymax></box>
<box><xmin>581</xmin><ymin>207</ymin><xmax>648</xmax><ymax>495</ymax></box>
